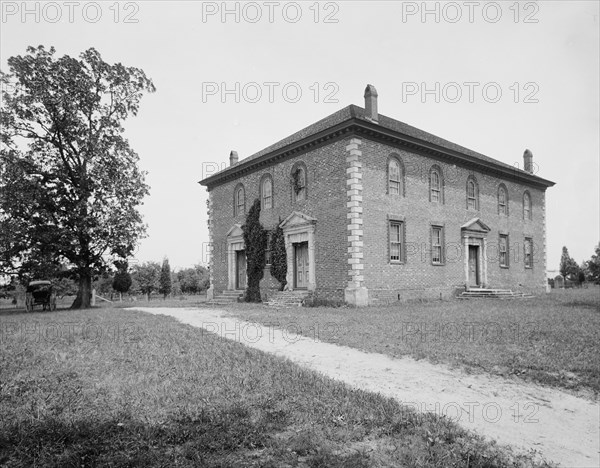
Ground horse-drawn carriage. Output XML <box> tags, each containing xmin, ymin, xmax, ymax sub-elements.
<box><xmin>25</xmin><ymin>280</ymin><xmax>57</xmax><ymax>312</ymax></box>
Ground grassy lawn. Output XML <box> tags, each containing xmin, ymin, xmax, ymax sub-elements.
<box><xmin>0</xmin><ymin>307</ymin><xmax>551</xmax><ymax>467</ymax></box>
<box><xmin>224</xmin><ymin>287</ymin><xmax>600</xmax><ymax>396</ymax></box>
<box><xmin>0</xmin><ymin>294</ymin><xmax>208</xmax><ymax>315</ymax></box>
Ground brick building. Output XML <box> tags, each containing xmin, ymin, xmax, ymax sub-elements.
<box><xmin>199</xmin><ymin>85</ymin><xmax>555</xmax><ymax>306</ymax></box>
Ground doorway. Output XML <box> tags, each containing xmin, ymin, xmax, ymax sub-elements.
<box><xmin>294</xmin><ymin>242</ymin><xmax>309</xmax><ymax>289</ymax></box>
<box><xmin>236</xmin><ymin>250</ymin><xmax>247</xmax><ymax>290</ymax></box>
<box><xmin>468</xmin><ymin>245</ymin><xmax>480</xmax><ymax>287</ymax></box>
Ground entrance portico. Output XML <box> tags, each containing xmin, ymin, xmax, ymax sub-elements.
<box><xmin>279</xmin><ymin>212</ymin><xmax>316</xmax><ymax>292</ymax></box>
<box><xmin>226</xmin><ymin>224</ymin><xmax>246</xmax><ymax>291</ymax></box>
<box><xmin>461</xmin><ymin>218</ymin><xmax>490</xmax><ymax>290</ymax></box>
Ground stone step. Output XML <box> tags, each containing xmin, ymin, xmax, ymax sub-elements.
<box><xmin>206</xmin><ymin>290</ymin><xmax>244</xmax><ymax>306</ymax></box>
<box><xmin>266</xmin><ymin>290</ymin><xmax>309</xmax><ymax>307</ymax></box>
<box><xmin>458</xmin><ymin>288</ymin><xmax>534</xmax><ymax>299</ymax></box>
<box><xmin>221</xmin><ymin>290</ymin><xmax>244</xmax><ymax>296</ymax></box>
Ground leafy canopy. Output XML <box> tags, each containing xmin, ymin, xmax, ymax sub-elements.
<box><xmin>0</xmin><ymin>46</ymin><xmax>155</xmax><ymax>308</ymax></box>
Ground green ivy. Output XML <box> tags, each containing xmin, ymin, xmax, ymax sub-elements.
<box><xmin>291</xmin><ymin>168</ymin><xmax>303</xmax><ymax>195</ymax></box>
<box><xmin>270</xmin><ymin>219</ymin><xmax>287</xmax><ymax>291</ymax></box>
<box><xmin>242</xmin><ymin>199</ymin><xmax>268</xmax><ymax>302</ymax></box>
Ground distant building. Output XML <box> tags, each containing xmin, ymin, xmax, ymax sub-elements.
<box><xmin>200</xmin><ymin>85</ymin><xmax>555</xmax><ymax>305</ymax></box>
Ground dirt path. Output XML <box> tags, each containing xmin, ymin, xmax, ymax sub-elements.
<box><xmin>132</xmin><ymin>307</ymin><xmax>600</xmax><ymax>467</ymax></box>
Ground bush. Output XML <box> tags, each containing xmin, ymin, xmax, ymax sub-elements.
<box><xmin>302</xmin><ymin>296</ymin><xmax>346</xmax><ymax>308</ymax></box>
<box><xmin>242</xmin><ymin>199</ymin><xmax>267</xmax><ymax>302</ymax></box>
<box><xmin>270</xmin><ymin>221</ymin><xmax>287</xmax><ymax>291</ymax></box>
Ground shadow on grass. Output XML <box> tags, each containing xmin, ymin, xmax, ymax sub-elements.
<box><xmin>0</xmin><ymin>406</ymin><xmax>374</xmax><ymax>467</ymax></box>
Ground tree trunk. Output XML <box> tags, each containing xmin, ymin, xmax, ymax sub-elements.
<box><xmin>71</xmin><ymin>273</ymin><xmax>92</xmax><ymax>309</ymax></box>
<box><xmin>119</xmin><ymin>292</ymin><xmax>122</xmax><ymax>302</ymax></box>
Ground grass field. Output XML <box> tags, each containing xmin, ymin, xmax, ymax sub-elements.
<box><xmin>224</xmin><ymin>287</ymin><xmax>600</xmax><ymax>396</ymax></box>
<box><xmin>0</xmin><ymin>307</ymin><xmax>552</xmax><ymax>467</ymax></box>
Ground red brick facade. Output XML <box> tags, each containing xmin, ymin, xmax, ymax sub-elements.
<box><xmin>200</xmin><ymin>86</ymin><xmax>554</xmax><ymax>305</ymax></box>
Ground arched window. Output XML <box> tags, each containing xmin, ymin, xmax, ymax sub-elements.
<box><xmin>387</xmin><ymin>155</ymin><xmax>404</xmax><ymax>196</ymax></box>
<box><xmin>466</xmin><ymin>176</ymin><xmax>479</xmax><ymax>210</ymax></box>
<box><xmin>234</xmin><ymin>184</ymin><xmax>245</xmax><ymax>216</ymax></box>
<box><xmin>523</xmin><ymin>191</ymin><xmax>532</xmax><ymax>220</ymax></box>
<box><xmin>260</xmin><ymin>175</ymin><xmax>273</xmax><ymax>210</ymax></box>
<box><xmin>429</xmin><ymin>165</ymin><xmax>443</xmax><ymax>203</ymax></box>
<box><xmin>498</xmin><ymin>184</ymin><xmax>508</xmax><ymax>215</ymax></box>
<box><xmin>291</xmin><ymin>163</ymin><xmax>307</xmax><ymax>202</ymax></box>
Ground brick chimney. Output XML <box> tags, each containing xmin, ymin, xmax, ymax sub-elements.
<box><xmin>523</xmin><ymin>149</ymin><xmax>533</xmax><ymax>173</ymax></box>
<box><xmin>229</xmin><ymin>150</ymin><xmax>238</xmax><ymax>166</ymax></box>
<box><xmin>364</xmin><ymin>84</ymin><xmax>378</xmax><ymax>122</ymax></box>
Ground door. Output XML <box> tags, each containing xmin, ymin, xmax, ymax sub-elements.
<box><xmin>468</xmin><ymin>245</ymin><xmax>480</xmax><ymax>287</ymax></box>
<box><xmin>236</xmin><ymin>250</ymin><xmax>246</xmax><ymax>290</ymax></box>
<box><xmin>294</xmin><ymin>242</ymin><xmax>309</xmax><ymax>289</ymax></box>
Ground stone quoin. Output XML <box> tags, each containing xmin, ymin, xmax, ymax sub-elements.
<box><xmin>199</xmin><ymin>85</ymin><xmax>555</xmax><ymax>306</ymax></box>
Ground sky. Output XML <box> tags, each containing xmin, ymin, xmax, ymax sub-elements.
<box><xmin>1</xmin><ymin>0</ymin><xmax>598</xmax><ymax>272</ymax></box>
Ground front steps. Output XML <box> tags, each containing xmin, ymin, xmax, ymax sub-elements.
<box><xmin>265</xmin><ymin>290</ymin><xmax>310</xmax><ymax>307</ymax></box>
<box><xmin>207</xmin><ymin>289</ymin><xmax>244</xmax><ymax>305</ymax></box>
<box><xmin>458</xmin><ymin>288</ymin><xmax>534</xmax><ymax>299</ymax></box>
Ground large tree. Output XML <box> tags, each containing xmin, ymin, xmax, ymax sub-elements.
<box><xmin>0</xmin><ymin>46</ymin><xmax>154</xmax><ymax>308</ymax></box>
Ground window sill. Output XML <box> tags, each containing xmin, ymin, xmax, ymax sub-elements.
<box><xmin>431</xmin><ymin>262</ymin><xmax>445</xmax><ymax>266</ymax></box>
<box><xmin>389</xmin><ymin>261</ymin><xmax>405</xmax><ymax>265</ymax></box>
<box><xmin>500</xmin><ymin>265</ymin><xmax>510</xmax><ymax>269</ymax></box>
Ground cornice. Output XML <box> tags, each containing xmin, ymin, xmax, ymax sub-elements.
<box><xmin>199</xmin><ymin>118</ymin><xmax>555</xmax><ymax>190</ymax></box>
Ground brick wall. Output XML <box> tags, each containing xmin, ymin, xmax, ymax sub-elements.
<box><xmin>207</xmin><ymin>139</ymin><xmax>349</xmax><ymax>300</ymax></box>
<box><xmin>206</xmin><ymin>135</ymin><xmax>548</xmax><ymax>304</ymax></box>
<box><xmin>358</xmin><ymin>139</ymin><xmax>547</xmax><ymax>303</ymax></box>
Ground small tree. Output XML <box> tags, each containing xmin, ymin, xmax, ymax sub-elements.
<box><xmin>242</xmin><ymin>199</ymin><xmax>268</xmax><ymax>302</ymax></box>
<box><xmin>584</xmin><ymin>244</ymin><xmax>600</xmax><ymax>284</ymax></box>
<box><xmin>270</xmin><ymin>220</ymin><xmax>287</xmax><ymax>291</ymax></box>
<box><xmin>559</xmin><ymin>246</ymin><xmax>579</xmax><ymax>280</ymax></box>
<box><xmin>195</xmin><ymin>264</ymin><xmax>210</xmax><ymax>292</ymax></box>
<box><xmin>133</xmin><ymin>262</ymin><xmax>160</xmax><ymax>301</ymax></box>
<box><xmin>159</xmin><ymin>258</ymin><xmax>172</xmax><ymax>299</ymax></box>
<box><xmin>112</xmin><ymin>260</ymin><xmax>132</xmax><ymax>302</ymax></box>
<box><xmin>171</xmin><ymin>272</ymin><xmax>182</xmax><ymax>297</ymax></box>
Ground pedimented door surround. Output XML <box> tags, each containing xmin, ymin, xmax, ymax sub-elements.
<box><xmin>280</xmin><ymin>212</ymin><xmax>316</xmax><ymax>292</ymax></box>
<box><xmin>461</xmin><ymin>218</ymin><xmax>490</xmax><ymax>290</ymax></box>
<box><xmin>226</xmin><ymin>224</ymin><xmax>245</xmax><ymax>291</ymax></box>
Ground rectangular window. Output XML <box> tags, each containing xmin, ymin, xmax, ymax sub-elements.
<box><xmin>499</xmin><ymin>234</ymin><xmax>509</xmax><ymax>267</ymax></box>
<box><xmin>265</xmin><ymin>230</ymin><xmax>272</xmax><ymax>265</ymax></box>
<box><xmin>524</xmin><ymin>237</ymin><xmax>533</xmax><ymax>268</ymax></box>
<box><xmin>389</xmin><ymin>221</ymin><xmax>404</xmax><ymax>263</ymax></box>
<box><xmin>431</xmin><ymin>226</ymin><xmax>444</xmax><ymax>264</ymax></box>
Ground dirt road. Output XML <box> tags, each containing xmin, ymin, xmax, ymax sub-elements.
<box><xmin>132</xmin><ymin>307</ymin><xmax>600</xmax><ymax>467</ymax></box>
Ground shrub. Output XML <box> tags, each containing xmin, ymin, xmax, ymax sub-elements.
<box><xmin>302</xmin><ymin>296</ymin><xmax>346</xmax><ymax>308</ymax></box>
<box><xmin>242</xmin><ymin>199</ymin><xmax>267</xmax><ymax>302</ymax></box>
<box><xmin>270</xmin><ymin>220</ymin><xmax>287</xmax><ymax>291</ymax></box>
